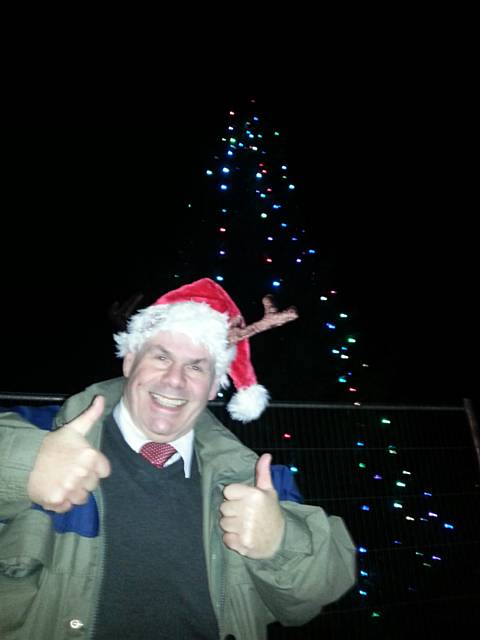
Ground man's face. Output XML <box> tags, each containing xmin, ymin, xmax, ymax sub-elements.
<box><xmin>122</xmin><ymin>330</ymin><xmax>219</xmax><ymax>442</ymax></box>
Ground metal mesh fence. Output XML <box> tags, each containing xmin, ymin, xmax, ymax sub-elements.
<box><xmin>2</xmin><ymin>394</ymin><xmax>479</xmax><ymax>638</ymax></box>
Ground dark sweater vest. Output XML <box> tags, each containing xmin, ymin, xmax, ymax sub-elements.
<box><xmin>93</xmin><ymin>416</ymin><xmax>218</xmax><ymax>639</ymax></box>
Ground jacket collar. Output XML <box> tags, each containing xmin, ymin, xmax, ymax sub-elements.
<box><xmin>56</xmin><ymin>377</ymin><xmax>257</xmax><ymax>486</ymax></box>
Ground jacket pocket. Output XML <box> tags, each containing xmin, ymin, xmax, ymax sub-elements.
<box><xmin>227</xmin><ymin>582</ymin><xmax>272</xmax><ymax>640</ymax></box>
<box><xmin>0</xmin><ymin>509</ymin><xmax>53</xmax><ymax>634</ymax></box>
<box><xmin>0</xmin><ymin>569</ymin><xmax>42</xmax><ymax>633</ymax></box>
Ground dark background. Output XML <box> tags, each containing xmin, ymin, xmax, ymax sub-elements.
<box><xmin>0</xmin><ymin>60</ymin><xmax>477</xmax><ymax>411</ymax></box>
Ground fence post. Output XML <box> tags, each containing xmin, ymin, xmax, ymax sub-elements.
<box><xmin>463</xmin><ymin>398</ymin><xmax>480</xmax><ymax>477</ymax></box>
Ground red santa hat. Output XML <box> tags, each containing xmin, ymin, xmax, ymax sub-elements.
<box><xmin>114</xmin><ymin>278</ymin><xmax>298</xmax><ymax>422</ymax></box>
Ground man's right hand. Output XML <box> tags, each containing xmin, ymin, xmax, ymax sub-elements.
<box><xmin>27</xmin><ymin>395</ymin><xmax>111</xmax><ymax>513</ymax></box>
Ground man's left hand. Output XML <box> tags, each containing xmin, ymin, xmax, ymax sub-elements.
<box><xmin>220</xmin><ymin>453</ymin><xmax>285</xmax><ymax>559</ymax></box>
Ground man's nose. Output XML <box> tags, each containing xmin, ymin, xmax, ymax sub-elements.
<box><xmin>162</xmin><ymin>362</ymin><xmax>186</xmax><ymax>388</ymax></box>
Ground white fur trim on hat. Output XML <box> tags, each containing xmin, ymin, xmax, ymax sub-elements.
<box><xmin>227</xmin><ymin>384</ymin><xmax>270</xmax><ymax>423</ymax></box>
<box><xmin>114</xmin><ymin>301</ymin><xmax>236</xmax><ymax>380</ymax></box>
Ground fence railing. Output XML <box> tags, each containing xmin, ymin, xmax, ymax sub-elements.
<box><xmin>1</xmin><ymin>393</ymin><xmax>479</xmax><ymax>638</ymax></box>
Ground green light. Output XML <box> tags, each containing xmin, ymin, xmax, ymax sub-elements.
<box><xmin>347</xmin><ymin>337</ymin><xmax>356</xmax><ymax>343</ymax></box>
<box><xmin>381</xmin><ymin>418</ymin><xmax>391</xmax><ymax>424</ymax></box>
<box><xmin>359</xmin><ymin>463</ymin><xmax>366</xmax><ymax>469</ymax></box>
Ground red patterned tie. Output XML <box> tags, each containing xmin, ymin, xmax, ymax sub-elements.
<box><xmin>139</xmin><ymin>442</ymin><xmax>177</xmax><ymax>468</ymax></box>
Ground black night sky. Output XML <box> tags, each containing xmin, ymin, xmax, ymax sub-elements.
<box><xmin>1</xmin><ymin>73</ymin><xmax>477</xmax><ymax>411</ymax></box>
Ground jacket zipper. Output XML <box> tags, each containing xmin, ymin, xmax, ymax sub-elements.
<box><xmin>211</xmin><ymin>483</ymin><xmax>226</xmax><ymax>639</ymax></box>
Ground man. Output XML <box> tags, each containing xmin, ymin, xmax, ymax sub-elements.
<box><xmin>0</xmin><ymin>278</ymin><xmax>356</xmax><ymax>639</ymax></box>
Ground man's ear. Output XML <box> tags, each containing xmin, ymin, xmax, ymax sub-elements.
<box><xmin>208</xmin><ymin>379</ymin><xmax>220</xmax><ymax>401</ymax></box>
<box><xmin>123</xmin><ymin>352</ymin><xmax>135</xmax><ymax>378</ymax></box>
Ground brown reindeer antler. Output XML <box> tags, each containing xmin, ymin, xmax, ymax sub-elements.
<box><xmin>228</xmin><ymin>295</ymin><xmax>298</xmax><ymax>345</ymax></box>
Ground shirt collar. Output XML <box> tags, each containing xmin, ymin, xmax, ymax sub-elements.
<box><xmin>113</xmin><ymin>399</ymin><xmax>194</xmax><ymax>478</ymax></box>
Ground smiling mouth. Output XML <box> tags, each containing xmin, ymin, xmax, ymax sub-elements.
<box><xmin>150</xmin><ymin>392</ymin><xmax>188</xmax><ymax>409</ymax></box>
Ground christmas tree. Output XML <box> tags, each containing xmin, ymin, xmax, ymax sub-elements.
<box><xmin>180</xmin><ymin>99</ymin><xmax>479</xmax><ymax>637</ymax></box>
<box><xmin>178</xmin><ymin>98</ymin><xmax>372</xmax><ymax>406</ymax></box>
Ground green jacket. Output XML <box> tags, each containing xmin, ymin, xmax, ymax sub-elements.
<box><xmin>0</xmin><ymin>378</ymin><xmax>356</xmax><ymax>639</ymax></box>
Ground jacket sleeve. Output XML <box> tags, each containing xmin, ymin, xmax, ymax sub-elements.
<box><xmin>243</xmin><ymin>501</ymin><xmax>357</xmax><ymax>626</ymax></box>
<box><xmin>0</xmin><ymin>412</ymin><xmax>47</xmax><ymax>519</ymax></box>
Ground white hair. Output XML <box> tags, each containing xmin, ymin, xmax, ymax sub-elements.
<box><xmin>114</xmin><ymin>301</ymin><xmax>236</xmax><ymax>386</ymax></box>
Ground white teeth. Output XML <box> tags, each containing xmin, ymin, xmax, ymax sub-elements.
<box><xmin>151</xmin><ymin>393</ymin><xmax>187</xmax><ymax>408</ymax></box>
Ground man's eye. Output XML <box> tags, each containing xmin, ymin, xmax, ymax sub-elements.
<box><xmin>189</xmin><ymin>364</ymin><xmax>202</xmax><ymax>372</ymax></box>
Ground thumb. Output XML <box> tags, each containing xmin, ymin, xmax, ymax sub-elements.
<box><xmin>255</xmin><ymin>453</ymin><xmax>274</xmax><ymax>491</ymax></box>
<box><xmin>68</xmin><ymin>395</ymin><xmax>105</xmax><ymax>437</ymax></box>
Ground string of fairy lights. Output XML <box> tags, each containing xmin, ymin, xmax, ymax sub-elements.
<box><xmin>204</xmin><ymin>101</ymin><xmax>367</xmax><ymax>405</ymax></box>
<box><xmin>200</xmin><ymin>100</ymin><xmax>455</xmax><ymax>621</ymax></box>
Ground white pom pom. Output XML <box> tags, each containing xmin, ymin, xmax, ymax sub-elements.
<box><xmin>227</xmin><ymin>384</ymin><xmax>270</xmax><ymax>423</ymax></box>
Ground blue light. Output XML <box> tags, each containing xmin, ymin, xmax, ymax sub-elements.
<box><xmin>221</xmin><ymin>167</ymin><xmax>230</xmax><ymax>174</ymax></box>
<box><xmin>358</xmin><ymin>547</ymin><xmax>367</xmax><ymax>553</ymax></box>
<box><xmin>291</xmin><ymin>236</ymin><xmax>298</xmax><ymax>241</ymax></box>
<box><xmin>296</xmin><ymin>258</ymin><xmax>302</xmax><ymax>263</ymax></box>
<box><xmin>326</xmin><ymin>323</ymin><xmax>336</xmax><ymax>329</ymax></box>
<box><xmin>288</xmin><ymin>184</ymin><xmax>295</xmax><ymax>189</ymax></box>
<box><xmin>255</xmin><ymin>172</ymin><xmax>262</xmax><ymax>178</ymax></box>
<box><xmin>267</xmin><ymin>236</ymin><xmax>273</xmax><ymax>241</ymax></box>
<box><xmin>219</xmin><ymin>251</ymin><xmax>226</xmax><ymax>256</ymax></box>
<box><xmin>281</xmin><ymin>223</ymin><xmax>287</xmax><ymax>227</ymax></box>
<box><xmin>227</xmin><ymin>150</ymin><xmax>233</xmax><ymax>156</ymax></box>
<box><xmin>289</xmin><ymin>466</ymin><xmax>298</xmax><ymax>473</ymax></box>
<box><xmin>272</xmin><ymin>204</ymin><xmax>281</xmax><ymax>209</ymax></box>
<box><xmin>272</xmin><ymin>281</ymin><xmax>281</xmax><ymax>287</ymax></box>
<box><xmin>206</xmin><ymin>170</ymin><xmax>213</xmax><ymax>176</ymax></box>
<box><xmin>215</xmin><ymin>276</ymin><xmax>224</xmax><ymax>282</ymax></box>
<box><xmin>281</xmin><ymin>165</ymin><xmax>287</xmax><ymax>170</ymax></box>
<box><xmin>443</xmin><ymin>523</ymin><xmax>454</xmax><ymax>529</ymax></box>
<box><xmin>220</xmin><ymin>185</ymin><xmax>228</xmax><ymax>191</ymax></box>
<box><xmin>308</xmin><ymin>249</ymin><xmax>316</xmax><ymax>254</ymax></box>
<box><xmin>361</xmin><ymin>505</ymin><xmax>370</xmax><ymax>511</ymax></box>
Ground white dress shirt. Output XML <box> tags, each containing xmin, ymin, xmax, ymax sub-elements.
<box><xmin>113</xmin><ymin>399</ymin><xmax>194</xmax><ymax>478</ymax></box>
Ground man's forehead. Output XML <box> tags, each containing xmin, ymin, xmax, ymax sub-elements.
<box><xmin>147</xmin><ymin>330</ymin><xmax>215</xmax><ymax>361</ymax></box>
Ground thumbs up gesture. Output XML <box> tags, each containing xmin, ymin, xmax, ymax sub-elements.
<box><xmin>27</xmin><ymin>395</ymin><xmax>111</xmax><ymax>513</ymax></box>
<box><xmin>220</xmin><ymin>454</ymin><xmax>285</xmax><ymax>559</ymax></box>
